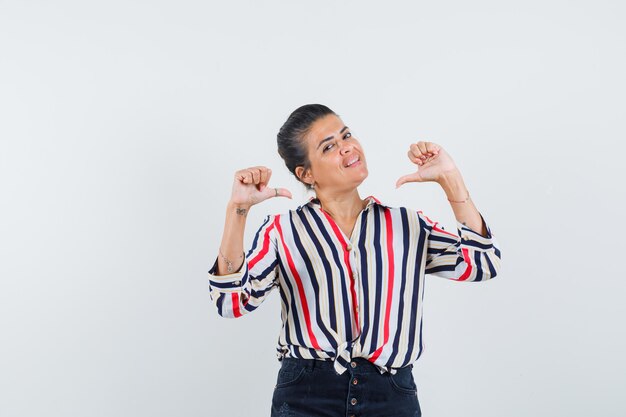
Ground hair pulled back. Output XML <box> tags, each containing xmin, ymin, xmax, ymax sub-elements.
<box><xmin>277</xmin><ymin>104</ymin><xmax>337</xmax><ymax>189</ymax></box>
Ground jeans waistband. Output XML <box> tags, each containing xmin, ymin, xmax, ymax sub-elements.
<box><xmin>279</xmin><ymin>356</ymin><xmax>409</xmax><ymax>374</ymax></box>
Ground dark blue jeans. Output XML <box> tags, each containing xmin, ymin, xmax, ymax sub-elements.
<box><xmin>271</xmin><ymin>357</ymin><xmax>421</xmax><ymax>417</ymax></box>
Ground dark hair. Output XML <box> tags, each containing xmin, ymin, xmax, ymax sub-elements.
<box><xmin>277</xmin><ymin>104</ymin><xmax>337</xmax><ymax>189</ymax></box>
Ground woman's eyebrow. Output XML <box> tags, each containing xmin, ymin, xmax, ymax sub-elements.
<box><xmin>317</xmin><ymin>126</ymin><xmax>349</xmax><ymax>149</ymax></box>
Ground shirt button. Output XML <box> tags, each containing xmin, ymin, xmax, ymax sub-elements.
<box><xmin>350</xmin><ymin>361</ymin><xmax>357</xmax><ymax>368</ymax></box>
<box><xmin>234</xmin><ymin>280</ymin><xmax>241</xmax><ymax>285</ymax></box>
<box><xmin>352</xmin><ymin>378</ymin><xmax>358</xmax><ymax>385</ymax></box>
<box><xmin>346</xmin><ymin>243</ymin><xmax>353</xmax><ymax>251</ymax></box>
<box><xmin>351</xmin><ymin>398</ymin><xmax>358</xmax><ymax>405</ymax></box>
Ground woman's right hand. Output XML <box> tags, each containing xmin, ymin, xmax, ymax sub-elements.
<box><xmin>229</xmin><ymin>166</ymin><xmax>293</xmax><ymax>209</ymax></box>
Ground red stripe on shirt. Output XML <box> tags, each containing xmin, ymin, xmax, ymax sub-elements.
<box><xmin>233</xmin><ymin>218</ymin><xmax>277</xmax><ymax>316</ymax></box>
<box><xmin>457</xmin><ymin>247</ymin><xmax>473</xmax><ymax>281</ymax></box>
<box><xmin>231</xmin><ymin>293</ymin><xmax>242</xmax><ymax>318</ymax></box>
<box><xmin>370</xmin><ymin>208</ymin><xmax>395</xmax><ymax>362</ymax></box>
<box><xmin>365</xmin><ymin>195</ymin><xmax>382</xmax><ymax>205</ymax></box>
<box><xmin>418</xmin><ymin>211</ymin><xmax>458</xmax><ymax>238</ymax></box>
<box><xmin>433</xmin><ymin>223</ymin><xmax>458</xmax><ymax>238</ymax></box>
<box><xmin>249</xmin><ymin>217</ymin><xmax>277</xmax><ymax>269</ymax></box>
<box><xmin>275</xmin><ymin>217</ymin><xmax>321</xmax><ymax>350</ymax></box>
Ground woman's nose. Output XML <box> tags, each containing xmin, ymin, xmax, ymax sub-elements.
<box><xmin>339</xmin><ymin>142</ymin><xmax>353</xmax><ymax>154</ymax></box>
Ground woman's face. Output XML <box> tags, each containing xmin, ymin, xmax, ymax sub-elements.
<box><xmin>298</xmin><ymin>114</ymin><xmax>369</xmax><ymax>192</ymax></box>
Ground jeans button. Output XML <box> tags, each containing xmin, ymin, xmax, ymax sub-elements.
<box><xmin>350</xmin><ymin>361</ymin><xmax>357</xmax><ymax>368</ymax></box>
<box><xmin>352</xmin><ymin>378</ymin><xmax>358</xmax><ymax>385</ymax></box>
<box><xmin>351</xmin><ymin>398</ymin><xmax>358</xmax><ymax>405</ymax></box>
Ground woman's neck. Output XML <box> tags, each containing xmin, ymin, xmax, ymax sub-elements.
<box><xmin>315</xmin><ymin>189</ymin><xmax>366</xmax><ymax>221</ymax></box>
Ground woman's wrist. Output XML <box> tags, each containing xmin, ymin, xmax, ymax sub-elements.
<box><xmin>437</xmin><ymin>169</ymin><xmax>469</xmax><ymax>201</ymax></box>
<box><xmin>227</xmin><ymin>200</ymin><xmax>252</xmax><ymax>216</ymax></box>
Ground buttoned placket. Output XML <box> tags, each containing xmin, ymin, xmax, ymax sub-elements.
<box><xmin>347</xmin><ymin>234</ymin><xmax>363</xmax><ymax>331</ymax></box>
<box><xmin>316</xmin><ymin>200</ymin><xmax>370</xmax><ymax>337</ymax></box>
<box><xmin>347</xmin><ymin>203</ymin><xmax>369</xmax><ymax>338</ymax></box>
<box><xmin>312</xmin><ymin>197</ymin><xmax>375</xmax><ymax>370</ymax></box>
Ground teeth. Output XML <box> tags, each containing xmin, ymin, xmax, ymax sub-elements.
<box><xmin>345</xmin><ymin>156</ymin><xmax>359</xmax><ymax>167</ymax></box>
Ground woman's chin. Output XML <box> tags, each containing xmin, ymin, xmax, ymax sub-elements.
<box><xmin>353</xmin><ymin>170</ymin><xmax>368</xmax><ymax>186</ymax></box>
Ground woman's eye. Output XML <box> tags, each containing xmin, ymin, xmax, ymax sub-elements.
<box><xmin>323</xmin><ymin>133</ymin><xmax>350</xmax><ymax>152</ymax></box>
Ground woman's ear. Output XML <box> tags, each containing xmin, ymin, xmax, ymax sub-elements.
<box><xmin>295</xmin><ymin>166</ymin><xmax>314</xmax><ymax>186</ymax></box>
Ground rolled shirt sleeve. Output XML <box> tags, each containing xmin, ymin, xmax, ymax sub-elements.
<box><xmin>208</xmin><ymin>215</ymin><xmax>280</xmax><ymax>318</ymax></box>
<box><xmin>419</xmin><ymin>211</ymin><xmax>502</xmax><ymax>282</ymax></box>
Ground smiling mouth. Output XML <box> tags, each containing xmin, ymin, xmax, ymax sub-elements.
<box><xmin>344</xmin><ymin>156</ymin><xmax>360</xmax><ymax>167</ymax></box>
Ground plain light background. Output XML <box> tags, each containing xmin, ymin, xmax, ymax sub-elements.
<box><xmin>1</xmin><ymin>1</ymin><xmax>624</xmax><ymax>416</ymax></box>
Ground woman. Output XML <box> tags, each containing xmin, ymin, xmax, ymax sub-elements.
<box><xmin>208</xmin><ymin>104</ymin><xmax>502</xmax><ymax>416</ymax></box>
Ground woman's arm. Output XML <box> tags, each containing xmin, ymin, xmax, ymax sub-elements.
<box><xmin>396</xmin><ymin>141</ymin><xmax>489</xmax><ymax>236</ymax></box>
<box><xmin>208</xmin><ymin>214</ymin><xmax>281</xmax><ymax>317</ymax></box>
<box><xmin>437</xmin><ymin>169</ymin><xmax>488</xmax><ymax>237</ymax></box>
<box><xmin>397</xmin><ymin>141</ymin><xmax>502</xmax><ymax>281</ymax></box>
<box><xmin>215</xmin><ymin>201</ymin><xmax>249</xmax><ymax>276</ymax></box>
<box><xmin>208</xmin><ymin>166</ymin><xmax>292</xmax><ymax>318</ymax></box>
<box><xmin>214</xmin><ymin>166</ymin><xmax>291</xmax><ymax>276</ymax></box>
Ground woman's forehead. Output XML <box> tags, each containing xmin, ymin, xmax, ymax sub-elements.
<box><xmin>306</xmin><ymin>114</ymin><xmax>346</xmax><ymax>145</ymax></box>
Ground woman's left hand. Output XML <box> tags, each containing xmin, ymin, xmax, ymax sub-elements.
<box><xmin>395</xmin><ymin>141</ymin><xmax>459</xmax><ymax>187</ymax></box>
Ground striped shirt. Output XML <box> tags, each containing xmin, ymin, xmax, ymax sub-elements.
<box><xmin>208</xmin><ymin>196</ymin><xmax>502</xmax><ymax>375</ymax></box>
